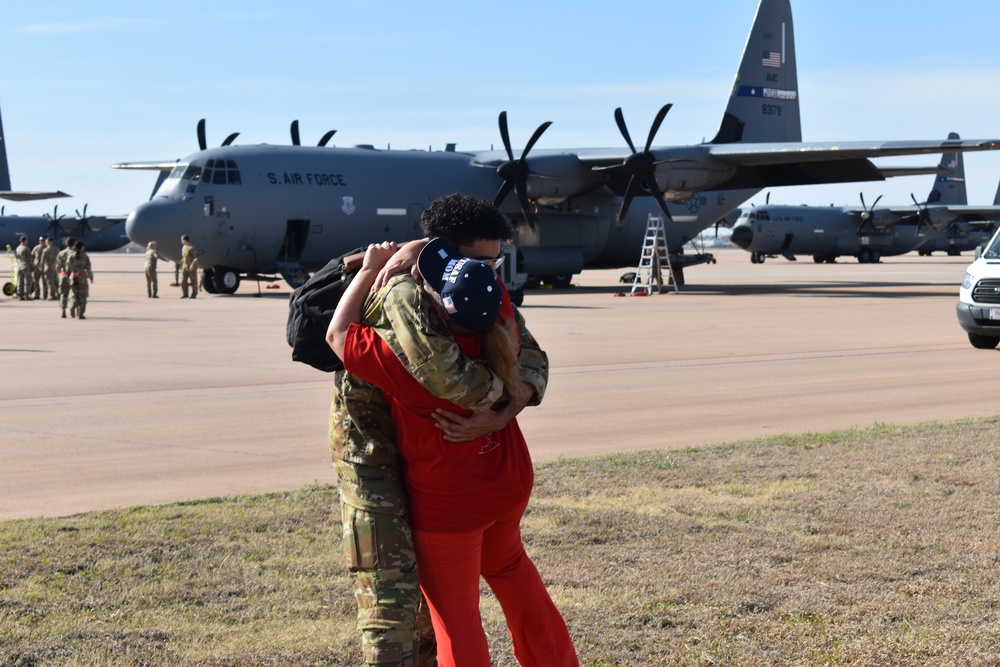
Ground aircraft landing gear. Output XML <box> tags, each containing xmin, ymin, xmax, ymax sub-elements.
<box><xmin>750</xmin><ymin>252</ymin><xmax>766</xmax><ymax>264</ymax></box>
<box><xmin>201</xmin><ymin>268</ymin><xmax>218</xmax><ymax>294</ymax></box>
<box><xmin>212</xmin><ymin>266</ymin><xmax>241</xmax><ymax>294</ymax></box>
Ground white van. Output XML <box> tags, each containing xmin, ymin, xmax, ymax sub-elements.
<box><xmin>957</xmin><ymin>226</ymin><xmax>1000</xmax><ymax>349</ymax></box>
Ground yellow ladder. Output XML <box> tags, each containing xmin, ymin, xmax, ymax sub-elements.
<box><xmin>631</xmin><ymin>214</ymin><xmax>676</xmax><ymax>295</ymax></box>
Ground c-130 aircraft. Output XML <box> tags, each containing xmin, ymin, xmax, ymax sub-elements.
<box><xmin>117</xmin><ymin>0</ymin><xmax>999</xmax><ymax>297</ymax></box>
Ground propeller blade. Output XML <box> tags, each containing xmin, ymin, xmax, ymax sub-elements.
<box><xmin>318</xmin><ymin>130</ymin><xmax>337</xmax><ymax>147</ymax></box>
<box><xmin>493</xmin><ymin>181</ymin><xmax>515</xmax><ymax>209</ymax></box>
<box><xmin>222</xmin><ymin>132</ymin><xmax>240</xmax><ymax>146</ymax></box>
<box><xmin>498</xmin><ymin>111</ymin><xmax>514</xmax><ymax>161</ymax></box>
<box><xmin>522</xmin><ymin>120</ymin><xmax>552</xmax><ymax>157</ymax></box>
<box><xmin>614</xmin><ymin>107</ymin><xmax>637</xmax><ymax>154</ymax></box>
<box><xmin>197</xmin><ymin>119</ymin><xmax>207</xmax><ymax>151</ymax></box>
<box><xmin>291</xmin><ymin>120</ymin><xmax>301</xmax><ymax>146</ymax></box>
<box><xmin>643</xmin><ymin>104</ymin><xmax>672</xmax><ymax>153</ymax></box>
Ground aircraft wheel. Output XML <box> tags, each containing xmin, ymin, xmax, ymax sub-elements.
<box><xmin>947</xmin><ymin>247</ymin><xmax>961</xmax><ymax>257</ymax></box>
<box><xmin>858</xmin><ymin>249</ymin><xmax>872</xmax><ymax>263</ymax></box>
<box><xmin>871</xmin><ymin>250</ymin><xmax>881</xmax><ymax>263</ymax></box>
<box><xmin>968</xmin><ymin>332</ymin><xmax>1000</xmax><ymax>349</ymax></box>
<box><xmin>2</xmin><ymin>282</ymin><xmax>13</xmax><ymax>297</ymax></box>
<box><xmin>212</xmin><ymin>267</ymin><xmax>241</xmax><ymax>294</ymax></box>
<box><xmin>510</xmin><ymin>288</ymin><xmax>524</xmax><ymax>307</ymax></box>
<box><xmin>750</xmin><ymin>253</ymin><xmax>759</xmax><ymax>264</ymax></box>
<box><xmin>544</xmin><ymin>274</ymin><xmax>573</xmax><ymax>288</ymax></box>
<box><xmin>752</xmin><ymin>252</ymin><xmax>766</xmax><ymax>264</ymax></box>
<box><xmin>523</xmin><ymin>275</ymin><xmax>541</xmax><ymax>290</ymax></box>
<box><xmin>202</xmin><ymin>269</ymin><xmax>218</xmax><ymax>294</ymax></box>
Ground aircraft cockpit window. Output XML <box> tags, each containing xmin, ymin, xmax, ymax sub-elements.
<box><xmin>169</xmin><ymin>165</ymin><xmax>186</xmax><ymax>179</ymax></box>
<box><xmin>198</xmin><ymin>160</ymin><xmax>242</xmax><ymax>186</ymax></box>
<box><xmin>984</xmin><ymin>236</ymin><xmax>1000</xmax><ymax>259</ymax></box>
<box><xmin>182</xmin><ymin>165</ymin><xmax>203</xmax><ymax>182</ymax></box>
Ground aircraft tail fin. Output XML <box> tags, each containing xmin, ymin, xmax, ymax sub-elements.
<box><xmin>926</xmin><ymin>133</ymin><xmax>967</xmax><ymax>206</ymax></box>
<box><xmin>0</xmin><ymin>102</ymin><xmax>12</xmax><ymax>191</ymax></box>
<box><xmin>710</xmin><ymin>0</ymin><xmax>801</xmax><ymax>145</ymax></box>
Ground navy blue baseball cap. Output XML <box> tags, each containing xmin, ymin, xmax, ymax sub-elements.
<box><xmin>417</xmin><ymin>237</ymin><xmax>502</xmax><ymax>332</ymax></box>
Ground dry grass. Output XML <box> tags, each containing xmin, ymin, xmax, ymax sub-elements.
<box><xmin>3</xmin><ymin>418</ymin><xmax>1000</xmax><ymax>666</ymax></box>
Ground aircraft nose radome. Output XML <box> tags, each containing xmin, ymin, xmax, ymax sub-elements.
<box><xmin>125</xmin><ymin>200</ymin><xmax>192</xmax><ymax>248</ymax></box>
<box><xmin>730</xmin><ymin>225</ymin><xmax>753</xmax><ymax>249</ymax></box>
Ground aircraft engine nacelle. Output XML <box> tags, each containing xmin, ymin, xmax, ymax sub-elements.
<box><xmin>925</xmin><ymin>207</ymin><xmax>958</xmax><ymax>229</ymax></box>
<box><xmin>652</xmin><ymin>152</ymin><xmax>736</xmax><ymax>201</ymax></box>
<box><xmin>524</xmin><ymin>154</ymin><xmax>608</xmax><ymax>206</ymax></box>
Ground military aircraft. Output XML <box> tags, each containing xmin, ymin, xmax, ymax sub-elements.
<box><xmin>729</xmin><ymin>134</ymin><xmax>1000</xmax><ymax>264</ymax></box>
<box><xmin>916</xmin><ymin>168</ymin><xmax>999</xmax><ymax>256</ymax></box>
<box><xmin>117</xmin><ymin>0</ymin><xmax>1000</xmax><ymax>297</ymax></box>
<box><xmin>0</xmin><ymin>103</ymin><xmax>129</xmax><ymax>251</ymax></box>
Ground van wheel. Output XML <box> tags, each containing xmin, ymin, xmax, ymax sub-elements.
<box><xmin>968</xmin><ymin>332</ymin><xmax>1000</xmax><ymax>349</ymax></box>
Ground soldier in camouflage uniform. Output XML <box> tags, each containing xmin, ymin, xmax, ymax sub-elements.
<box><xmin>14</xmin><ymin>235</ymin><xmax>34</xmax><ymax>300</ymax></box>
<box><xmin>180</xmin><ymin>235</ymin><xmax>199</xmax><ymax>298</ymax></box>
<box><xmin>66</xmin><ymin>241</ymin><xmax>93</xmax><ymax>319</ymax></box>
<box><xmin>57</xmin><ymin>237</ymin><xmax>76</xmax><ymax>317</ymax></box>
<box><xmin>41</xmin><ymin>238</ymin><xmax>58</xmax><ymax>300</ymax></box>
<box><xmin>328</xmin><ymin>195</ymin><xmax>547</xmax><ymax>667</ymax></box>
<box><xmin>30</xmin><ymin>236</ymin><xmax>45</xmax><ymax>299</ymax></box>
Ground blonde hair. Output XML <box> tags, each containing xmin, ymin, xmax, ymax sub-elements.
<box><xmin>480</xmin><ymin>322</ymin><xmax>529</xmax><ymax>407</ymax></box>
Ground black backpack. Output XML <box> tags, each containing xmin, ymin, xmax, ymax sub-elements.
<box><xmin>286</xmin><ymin>247</ymin><xmax>365</xmax><ymax>372</ymax></box>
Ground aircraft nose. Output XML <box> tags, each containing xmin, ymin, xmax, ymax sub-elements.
<box><xmin>126</xmin><ymin>200</ymin><xmax>192</xmax><ymax>248</ymax></box>
<box><xmin>730</xmin><ymin>225</ymin><xmax>753</xmax><ymax>249</ymax></box>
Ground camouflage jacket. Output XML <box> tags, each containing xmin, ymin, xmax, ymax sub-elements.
<box><xmin>66</xmin><ymin>252</ymin><xmax>92</xmax><ymax>282</ymax></box>
<box><xmin>330</xmin><ymin>274</ymin><xmax>548</xmax><ymax>467</ymax></box>
<box><xmin>14</xmin><ymin>244</ymin><xmax>33</xmax><ymax>270</ymax></box>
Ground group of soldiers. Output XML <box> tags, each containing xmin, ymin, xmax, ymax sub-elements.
<box><xmin>12</xmin><ymin>234</ymin><xmax>93</xmax><ymax>319</ymax></box>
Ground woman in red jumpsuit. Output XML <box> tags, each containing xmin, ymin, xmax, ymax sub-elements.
<box><xmin>328</xmin><ymin>238</ymin><xmax>577</xmax><ymax>667</ymax></box>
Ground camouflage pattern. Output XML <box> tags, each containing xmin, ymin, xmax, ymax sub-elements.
<box><xmin>57</xmin><ymin>246</ymin><xmax>73</xmax><ymax>314</ymax></box>
<box><xmin>14</xmin><ymin>242</ymin><xmax>34</xmax><ymax>299</ymax></box>
<box><xmin>66</xmin><ymin>251</ymin><xmax>92</xmax><ymax>318</ymax></box>
<box><xmin>181</xmin><ymin>244</ymin><xmax>198</xmax><ymax>298</ymax></box>
<box><xmin>330</xmin><ymin>274</ymin><xmax>548</xmax><ymax>667</ymax></box>
<box><xmin>40</xmin><ymin>243</ymin><xmax>58</xmax><ymax>300</ymax></box>
<box><xmin>30</xmin><ymin>240</ymin><xmax>44</xmax><ymax>299</ymax></box>
<box><xmin>145</xmin><ymin>248</ymin><xmax>165</xmax><ymax>297</ymax></box>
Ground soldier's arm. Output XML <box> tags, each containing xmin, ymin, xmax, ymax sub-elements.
<box><xmin>364</xmin><ymin>275</ymin><xmax>503</xmax><ymax>412</ymax></box>
<box><xmin>512</xmin><ymin>305</ymin><xmax>548</xmax><ymax>407</ymax></box>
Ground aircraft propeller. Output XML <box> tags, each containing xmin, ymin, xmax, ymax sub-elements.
<box><xmin>291</xmin><ymin>119</ymin><xmax>337</xmax><ymax>147</ymax></box>
<box><xmin>612</xmin><ymin>104</ymin><xmax>674</xmax><ymax>225</ymax></box>
<box><xmin>857</xmin><ymin>193</ymin><xmax>883</xmax><ymax>234</ymax></box>
<box><xmin>196</xmin><ymin>119</ymin><xmax>240</xmax><ymax>151</ymax></box>
<box><xmin>491</xmin><ymin>111</ymin><xmax>552</xmax><ymax>228</ymax></box>
<box><xmin>75</xmin><ymin>204</ymin><xmax>94</xmax><ymax>236</ymax></box>
<box><xmin>910</xmin><ymin>193</ymin><xmax>932</xmax><ymax>235</ymax></box>
<box><xmin>44</xmin><ymin>204</ymin><xmax>66</xmax><ymax>238</ymax></box>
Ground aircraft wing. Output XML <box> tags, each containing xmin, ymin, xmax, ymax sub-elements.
<box><xmin>0</xmin><ymin>190</ymin><xmax>70</xmax><ymax>202</ymax></box>
<box><xmin>847</xmin><ymin>205</ymin><xmax>1000</xmax><ymax>227</ymax></box>
<box><xmin>85</xmin><ymin>215</ymin><xmax>128</xmax><ymax>232</ymax></box>
<box><xmin>110</xmin><ymin>160</ymin><xmax>179</xmax><ymax>172</ymax></box>
<box><xmin>698</xmin><ymin>139</ymin><xmax>998</xmax><ymax>189</ymax></box>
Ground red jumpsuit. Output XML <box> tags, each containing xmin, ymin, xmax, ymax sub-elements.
<box><xmin>343</xmin><ymin>318</ymin><xmax>577</xmax><ymax>667</ymax></box>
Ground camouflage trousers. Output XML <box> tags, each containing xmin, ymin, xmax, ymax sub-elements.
<box><xmin>335</xmin><ymin>460</ymin><xmax>436</xmax><ymax>666</ymax></box>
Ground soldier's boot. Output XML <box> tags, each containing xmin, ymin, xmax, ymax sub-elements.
<box><xmin>61</xmin><ymin>307</ymin><xmax>66</xmax><ymax>318</ymax></box>
<box><xmin>70</xmin><ymin>305</ymin><xmax>77</xmax><ymax>318</ymax></box>
<box><xmin>78</xmin><ymin>306</ymin><xmax>86</xmax><ymax>320</ymax></box>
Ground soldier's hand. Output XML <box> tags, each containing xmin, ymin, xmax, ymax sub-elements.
<box><xmin>432</xmin><ymin>408</ymin><xmax>510</xmax><ymax>443</ymax></box>
<box><xmin>362</xmin><ymin>242</ymin><xmax>399</xmax><ymax>274</ymax></box>
<box><xmin>373</xmin><ymin>239</ymin><xmax>427</xmax><ymax>292</ymax></box>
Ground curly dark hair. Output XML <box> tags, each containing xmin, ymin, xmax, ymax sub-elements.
<box><xmin>420</xmin><ymin>194</ymin><xmax>512</xmax><ymax>246</ymax></box>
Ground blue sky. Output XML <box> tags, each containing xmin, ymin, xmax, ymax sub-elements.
<box><xmin>2</xmin><ymin>0</ymin><xmax>999</xmax><ymax>218</ymax></box>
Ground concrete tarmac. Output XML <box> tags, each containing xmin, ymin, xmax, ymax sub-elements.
<box><xmin>2</xmin><ymin>248</ymin><xmax>997</xmax><ymax>520</ymax></box>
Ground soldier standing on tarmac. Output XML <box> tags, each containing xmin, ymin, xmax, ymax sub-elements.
<box><xmin>66</xmin><ymin>241</ymin><xmax>93</xmax><ymax>319</ymax></box>
<box><xmin>14</xmin><ymin>235</ymin><xmax>34</xmax><ymax>300</ymax></box>
<box><xmin>57</xmin><ymin>237</ymin><xmax>76</xmax><ymax>318</ymax></box>
<box><xmin>40</xmin><ymin>237</ymin><xmax>58</xmax><ymax>300</ymax></box>
<box><xmin>144</xmin><ymin>241</ymin><xmax>167</xmax><ymax>298</ymax></box>
<box><xmin>30</xmin><ymin>235</ymin><xmax>45</xmax><ymax>299</ymax></box>
<box><xmin>180</xmin><ymin>235</ymin><xmax>198</xmax><ymax>299</ymax></box>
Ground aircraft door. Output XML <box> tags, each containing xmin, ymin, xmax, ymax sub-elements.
<box><xmin>280</xmin><ymin>219</ymin><xmax>309</xmax><ymax>261</ymax></box>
